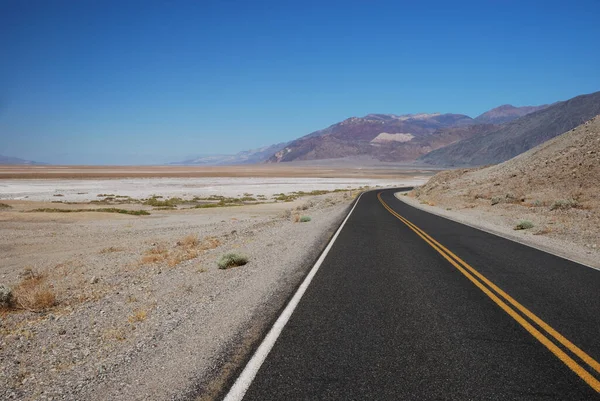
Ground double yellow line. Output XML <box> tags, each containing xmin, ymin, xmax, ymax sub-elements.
<box><xmin>377</xmin><ymin>192</ymin><xmax>600</xmax><ymax>392</ymax></box>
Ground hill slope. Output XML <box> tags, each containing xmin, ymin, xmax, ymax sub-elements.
<box><xmin>411</xmin><ymin>115</ymin><xmax>600</xmax><ymax>250</ymax></box>
<box><xmin>419</xmin><ymin>91</ymin><xmax>600</xmax><ymax>166</ymax></box>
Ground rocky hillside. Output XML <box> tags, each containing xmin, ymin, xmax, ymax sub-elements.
<box><xmin>420</xmin><ymin>91</ymin><xmax>600</xmax><ymax>166</ymax></box>
<box><xmin>412</xmin><ymin>116</ymin><xmax>600</xmax><ymax>249</ymax></box>
<box><xmin>266</xmin><ymin>113</ymin><xmax>485</xmax><ymax>163</ymax></box>
<box><xmin>474</xmin><ymin>104</ymin><xmax>548</xmax><ymax>124</ymax></box>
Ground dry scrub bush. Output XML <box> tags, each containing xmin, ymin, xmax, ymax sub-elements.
<box><xmin>128</xmin><ymin>309</ymin><xmax>147</xmax><ymax>323</ymax></box>
<box><xmin>12</xmin><ymin>272</ymin><xmax>56</xmax><ymax>311</ymax></box>
<box><xmin>177</xmin><ymin>234</ymin><xmax>199</xmax><ymax>247</ymax></box>
<box><xmin>217</xmin><ymin>253</ymin><xmax>248</xmax><ymax>269</ymax></box>
<box><xmin>514</xmin><ymin>220</ymin><xmax>534</xmax><ymax>230</ymax></box>
<box><xmin>550</xmin><ymin>199</ymin><xmax>579</xmax><ymax>211</ymax></box>
<box><xmin>141</xmin><ymin>244</ymin><xmax>169</xmax><ymax>264</ymax></box>
<box><xmin>141</xmin><ymin>235</ymin><xmax>221</xmax><ymax>267</ymax></box>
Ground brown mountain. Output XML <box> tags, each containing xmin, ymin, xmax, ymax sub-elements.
<box><xmin>419</xmin><ymin>91</ymin><xmax>600</xmax><ymax>166</ymax></box>
<box><xmin>266</xmin><ymin>113</ymin><xmax>484</xmax><ymax>163</ymax></box>
<box><xmin>474</xmin><ymin>104</ymin><xmax>548</xmax><ymax>124</ymax></box>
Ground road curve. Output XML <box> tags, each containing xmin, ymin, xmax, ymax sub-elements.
<box><xmin>224</xmin><ymin>188</ymin><xmax>600</xmax><ymax>400</ymax></box>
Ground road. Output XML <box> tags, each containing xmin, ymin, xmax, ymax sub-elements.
<box><xmin>224</xmin><ymin>189</ymin><xmax>600</xmax><ymax>400</ymax></box>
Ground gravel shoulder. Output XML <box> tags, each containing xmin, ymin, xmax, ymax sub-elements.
<box><xmin>395</xmin><ymin>192</ymin><xmax>600</xmax><ymax>270</ymax></box>
<box><xmin>0</xmin><ymin>192</ymin><xmax>354</xmax><ymax>400</ymax></box>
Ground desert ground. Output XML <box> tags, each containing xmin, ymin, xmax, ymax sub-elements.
<box><xmin>0</xmin><ymin>164</ymin><xmax>437</xmax><ymax>179</ymax></box>
<box><xmin>0</xmin><ymin>166</ymin><xmax>430</xmax><ymax>400</ymax></box>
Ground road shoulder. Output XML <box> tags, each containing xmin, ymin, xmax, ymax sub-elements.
<box><xmin>394</xmin><ymin>192</ymin><xmax>600</xmax><ymax>270</ymax></box>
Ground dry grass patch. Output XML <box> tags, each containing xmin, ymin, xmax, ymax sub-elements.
<box><xmin>103</xmin><ymin>327</ymin><xmax>126</xmax><ymax>341</ymax></box>
<box><xmin>178</xmin><ymin>234</ymin><xmax>199</xmax><ymax>247</ymax></box>
<box><xmin>11</xmin><ymin>271</ymin><xmax>57</xmax><ymax>312</ymax></box>
<box><xmin>141</xmin><ymin>235</ymin><xmax>221</xmax><ymax>267</ymax></box>
<box><xmin>128</xmin><ymin>309</ymin><xmax>147</xmax><ymax>323</ymax></box>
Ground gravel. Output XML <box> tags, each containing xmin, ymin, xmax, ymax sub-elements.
<box><xmin>0</xmin><ymin>192</ymin><xmax>354</xmax><ymax>400</ymax></box>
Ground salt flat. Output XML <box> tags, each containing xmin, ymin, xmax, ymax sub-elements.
<box><xmin>0</xmin><ymin>176</ymin><xmax>428</xmax><ymax>202</ymax></box>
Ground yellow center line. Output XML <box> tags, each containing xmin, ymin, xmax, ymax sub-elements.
<box><xmin>377</xmin><ymin>192</ymin><xmax>600</xmax><ymax>393</ymax></box>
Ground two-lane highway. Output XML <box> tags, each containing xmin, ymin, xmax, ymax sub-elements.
<box><xmin>224</xmin><ymin>189</ymin><xmax>600</xmax><ymax>400</ymax></box>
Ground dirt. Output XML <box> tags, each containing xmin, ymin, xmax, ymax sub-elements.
<box><xmin>0</xmin><ymin>191</ymin><xmax>356</xmax><ymax>400</ymax></box>
<box><xmin>408</xmin><ymin>115</ymin><xmax>600</xmax><ymax>265</ymax></box>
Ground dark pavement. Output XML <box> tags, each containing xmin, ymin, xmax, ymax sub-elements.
<box><xmin>233</xmin><ymin>189</ymin><xmax>600</xmax><ymax>400</ymax></box>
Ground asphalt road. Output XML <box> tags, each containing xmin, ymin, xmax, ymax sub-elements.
<box><xmin>226</xmin><ymin>189</ymin><xmax>600</xmax><ymax>400</ymax></box>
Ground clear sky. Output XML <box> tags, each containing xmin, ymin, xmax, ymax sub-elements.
<box><xmin>1</xmin><ymin>0</ymin><xmax>599</xmax><ymax>164</ymax></box>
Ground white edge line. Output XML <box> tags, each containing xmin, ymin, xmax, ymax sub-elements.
<box><xmin>223</xmin><ymin>192</ymin><xmax>365</xmax><ymax>401</ymax></box>
<box><xmin>393</xmin><ymin>191</ymin><xmax>600</xmax><ymax>273</ymax></box>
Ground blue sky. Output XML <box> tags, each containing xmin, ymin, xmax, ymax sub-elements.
<box><xmin>1</xmin><ymin>0</ymin><xmax>599</xmax><ymax>164</ymax></box>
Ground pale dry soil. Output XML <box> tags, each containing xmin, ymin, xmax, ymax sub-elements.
<box><xmin>0</xmin><ymin>191</ymin><xmax>356</xmax><ymax>400</ymax></box>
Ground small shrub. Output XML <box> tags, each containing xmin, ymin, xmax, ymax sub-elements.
<box><xmin>275</xmin><ymin>193</ymin><xmax>297</xmax><ymax>202</ymax></box>
<box><xmin>550</xmin><ymin>199</ymin><xmax>579</xmax><ymax>211</ymax></box>
<box><xmin>12</xmin><ymin>273</ymin><xmax>56</xmax><ymax>311</ymax></box>
<box><xmin>296</xmin><ymin>201</ymin><xmax>314</xmax><ymax>211</ymax></box>
<box><xmin>0</xmin><ymin>202</ymin><xmax>12</xmax><ymax>210</ymax></box>
<box><xmin>217</xmin><ymin>253</ymin><xmax>248</xmax><ymax>269</ymax></box>
<box><xmin>178</xmin><ymin>234</ymin><xmax>199</xmax><ymax>248</ymax></box>
<box><xmin>299</xmin><ymin>215</ymin><xmax>312</xmax><ymax>222</ymax></box>
<box><xmin>143</xmin><ymin>196</ymin><xmax>183</xmax><ymax>207</ymax></box>
<box><xmin>491</xmin><ymin>197</ymin><xmax>502</xmax><ymax>206</ymax></box>
<box><xmin>514</xmin><ymin>220</ymin><xmax>534</xmax><ymax>230</ymax></box>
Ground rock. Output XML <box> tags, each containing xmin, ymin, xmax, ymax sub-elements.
<box><xmin>0</xmin><ymin>284</ymin><xmax>13</xmax><ymax>308</ymax></box>
<box><xmin>90</xmin><ymin>276</ymin><xmax>99</xmax><ymax>284</ymax></box>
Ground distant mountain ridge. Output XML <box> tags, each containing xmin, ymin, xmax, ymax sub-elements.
<box><xmin>419</xmin><ymin>91</ymin><xmax>600</xmax><ymax>166</ymax></box>
<box><xmin>171</xmin><ymin>100</ymin><xmax>558</xmax><ymax>165</ymax></box>
<box><xmin>172</xmin><ymin>142</ymin><xmax>289</xmax><ymax>165</ymax></box>
<box><xmin>265</xmin><ymin>113</ymin><xmax>486</xmax><ymax>163</ymax></box>
<box><xmin>0</xmin><ymin>155</ymin><xmax>45</xmax><ymax>165</ymax></box>
<box><xmin>474</xmin><ymin>104</ymin><xmax>548</xmax><ymax>124</ymax></box>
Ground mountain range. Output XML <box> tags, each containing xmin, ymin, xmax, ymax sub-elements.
<box><xmin>4</xmin><ymin>91</ymin><xmax>598</xmax><ymax>168</ymax></box>
<box><xmin>173</xmin><ymin>100</ymin><xmax>557</xmax><ymax>166</ymax></box>
<box><xmin>420</xmin><ymin>91</ymin><xmax>600</xmax><ymax>166</ymax></box>
<box><xmin>0</xmin><ymin>155</ymin><xmax>45</xmax><ymax>165</ymax></box>
<box><xmin>174</xmin><ymin>91</ymin><xmax>597</xmax><ymax>167</ymax></box>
